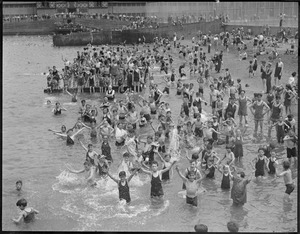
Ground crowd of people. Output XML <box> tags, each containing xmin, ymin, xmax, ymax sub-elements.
<box><xmin>167</xmin><ymin>13</ymin><xmax>230</xmax><ymax>26</ymax></box>
<box><xmin>15</xmin><ymin>26</ymin><xmax>298</xmax><ymax>231</ymax></box>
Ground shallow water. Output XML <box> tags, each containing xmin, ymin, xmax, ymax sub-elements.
<box><xmin>2</xmin><ymin>36</ymin><xmax>298</xmax><ymax>232</ymax></box>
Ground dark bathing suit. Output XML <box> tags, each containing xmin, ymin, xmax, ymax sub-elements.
<box><xmin>118</xmin><ymin>180</ymin><xmax>131</xmax><ymax>203</ymax></box>
<box><xmin>151</xmin><ymin>174</ymin><xmax>164</xmax><ymax>198</ymax></box>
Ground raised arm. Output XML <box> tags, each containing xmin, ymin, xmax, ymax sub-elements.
<box><xmin>139</xmin><ymin>165</ymin><xmax>152</xmax><ymax>175</ymax></box>
<box><xmin>156</xmin><ymin>152</ymin><xmax>166</xmax><ymax>163</ymax></box>
<box><xmin>72</xmin><ymin>127</ymin><xmax>86</xmax><ymax>137</ymax></box>
<box><xmin>80</xmin><ymin>121</ymin><xmax>91</xmax><ymax>130</ymax></box>
<box><xmin>65</xmin><ymin>89</ymin><xmax>73</xmax><ymax>97</ymax></box>
<box><xmin>127</xmin><ymin>167</ymin><xmax>140</xmax><ymax>182</ymax></box>
<box><xmin>274</xmin><ymin>164</ymin><xmax>286</xmax><ymax>177</ymax></box>
<box><xmin>160</xmin><ymin>160</ymin><xmax>177</xmax><ymax>174</ymax></box>
<box><xmin>53</xmin><ymin>132</ymin><xmax>67</xmax><ymax>137</ymax></box>
<box><xmin>48</xmin><ymin>129</ymin><xmax>60</xmax><ymax>133</ymax></box>
<box><xmin>79</xmin><ymin>140</ymin><xmax>88</xmax><ymax>152</ymax></box>
<box><xmin>175</xmin><ymin>165</ymin><xmax>188</xmax><ymax>182</ymax></box>
<box><xmin>106</xmin><ymin>170</ymin><xmax>119</xmax><ymax>183</ymax></box>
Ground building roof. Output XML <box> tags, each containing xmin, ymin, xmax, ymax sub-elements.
<box><xmin>3</xmin><ymin>1</ymin><xmax>36</xmax><ymax>4</ymax></box>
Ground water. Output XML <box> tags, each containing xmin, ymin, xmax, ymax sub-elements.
<box><xmin>3</xmin><ymin>35</ymin><xmax>298</xmax><ymax>232</ymax></box>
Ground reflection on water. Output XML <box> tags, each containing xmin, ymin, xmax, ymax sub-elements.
<box><xmin>3</xmin><ymin>36</ymin><xmax>297</xmax><ymax>232</ymax></box>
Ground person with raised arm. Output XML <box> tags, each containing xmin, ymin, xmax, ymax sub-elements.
<box><xmin>175</xmin><ymin>165</ymin><xmax>204</xmax><ymax>207</ymax></box>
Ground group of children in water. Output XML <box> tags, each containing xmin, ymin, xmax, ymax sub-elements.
<box><xmin>13</xmin><ymin>32</ymin><xmax>297</xmax><ymax>226</ymax></box>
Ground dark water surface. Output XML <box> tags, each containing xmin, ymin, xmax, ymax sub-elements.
<box><xmin>2</xmin><ymin>36</ymin><xmax>297</xmax><ymax>232</ymax></box>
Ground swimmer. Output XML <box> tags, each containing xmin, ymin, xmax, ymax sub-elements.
<box><xmin>46</xmin><ymin>100</ymin><xmax>51</xmax><ymax>105</ymax></box>
<box><xmin>52</xmin><ymin>102</ymin><xmax>67</xmax><ymax>115</ymax></box>
<box><xmin>104</xmin><ymin>167</ymin><xmax>140</xmax><ymax>204</ymax></box>
<box><xmin>274</xmin><ymin>161</ymin><xmax>295</xmax><ymax>202</ymax></box>
<box><xmin>66</xmin><ymin>161</ymin><xmax>97</xmax><ymax>186</ymax></box>
<box><xmin>79</xmin><ymin>141</ymin><xmax>100</xmax><ymax>165</ymax></box>
<box><xmin>175</xmin><ymin>165</ymin><xmax>204</xmax><ymax>207</ymax></box>
<box><xmin>65</xmin><ymin>89</ymin><xmax>78</xmax><ymax>102</ymax></box>
<box><xmin>139</xmin><ymin>160</ymin><xmax>177</xmax><ymax>198</ymax></box>
<box><xmin>98</xmin><ymin>120</ymin><xmax>114</xmax><ymax>138</ymax></box>
<box><xmin>251</xmin><ymin>148</ymin><xmax>268</xmax><ymax>179</ymax></box>
<box><xmin>16</xmin><ymin>180</ymin><xmax>22</xmax><ymax>192</ymax></box>
<box><xmin>80</xmin><ymin>121</ymin><xmax>103</xmax><ymax>138</ymax></box>
<box><xmin>53</xmin><ymin>127</ymin><xmax>86</xmax><ymax>145</ymax></box>
<box><xmin>227</xmin><ymin>221</ymin><xmax>239</xmax><ymax>232</ymax></box>
<box><xmin>12</xmin><ymin>198</ymin><xmax>39</xmax><ymax>224</ymax></box>
<box><xmin>48</xmin><ymin>125</ymin><xmax>67</xmax><ymax>134</ymax></box>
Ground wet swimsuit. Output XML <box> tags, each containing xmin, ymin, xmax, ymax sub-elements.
<box><xmin>150</xmin><ymin>174</ymin><xmax>164</xmax><ymax>198</ymax></box>
<box><xmin>101</xmin><ymin>142</ymin><xmax>112</xmax><ymax>162</ymax></box>
<box><xmin>186</xmin><ymin>195</ymin><xmax>198</xmax><ymax>207</ymax></box>
<box><xmin>66</xmin><ymin>135</ymin><xmax>74</xmax><ymax>145</ymax></box>
<box><xmin>255</xmin><ymin>157</ymin><xmax>265</xmax><ymax>177</ymax></box>
<box><xmin>98</xmin><ymin>163</ymin><xmax>108</xmax><ymax>177</ymax></box>
<box><xmin>118</xmin><ymin>180</ymin><xmax>131</xmax><ymax>203</ymax></box>
<box><xmin>268</xmin><ymin>159</ymin><xmax>276</xmax><ymax>174</ymax></box>
<box><xmin>285</xmin><ymin>184</ymin><xmax>295</xmax><ymax>195</ymax></box>
<box><xmin>206</xmin><ymin>165</ymin><xmax>215</xmax><ymax>179</ymax></box>
<box><xmin>54</xmin><ymin>108</ymin><xmax>61</xmax><ymax>115</ymax></box>
<box><xmin>22</xmin><ymin>208</ymin><xmax>36</xmax><ymax>223</ymax></box>
<box><xmin>233</xmin><ymin>136</ymin><xmax>243</xmax><ymax>158</ymax></box>
<box><xmin>221</xmin><ymin>173</ymin><xmax>230</xmax><ymax>189</ymax></box>
<box><xmin>161</xmin><ymin>165</ymin><xmax>170</xmax><ymax>181</ymax></box>
<box><xmin>86</xmin><ymin>152</ymin><xmax>95</xmax><ymax>165</ymax></box>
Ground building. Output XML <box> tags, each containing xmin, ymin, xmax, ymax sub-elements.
<box><xmin>3</xmin><ymin>2</ymin><xmax>37</xmax><ymax>17</ymax></box>
<box><xmin>145</xmin><ymin>2</ymin><xmax>299</xmax><ymax>24</ymax></box>
<box><xmin>3</xmin><ymin>1</ymin><xmax>147</xmax><ymax>17</ymax></box>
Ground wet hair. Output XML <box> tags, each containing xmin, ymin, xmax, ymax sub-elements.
<box><xmin>206</xmin><ymin>144</ymin><xmax>212</xmax><ymax>150</ymax></box>
<box><xmin>194</xmin><ymin>224</ymin><xmax>208</xmax><ymax>232</ymax></box>
<box><xmin>88</xmin><ymin>144</ymin><xmax>93</xmax><ymax>148</ymax></box>
<box><xmin>239</xmin><ymin>171</ymin><xmax>245</xmax><ymax>178</ymax></box>
<box><xmin>283</xmin><ymin>161</ymin><xmax>290</xmax><ymax>170</ymax></box>
<box><xmin>192</xmin><ymin>153</ymin><xmax>199</xmax><ymax>160</ymax></box>
<box><xmin>84</xmin><ymin>161</ymin><xmax>92</xmax><ymax>167</ymax></box>
<box><xmin>258</xmin><ymin>147</ymin><xmax>265</xmax><ymax>152</ymax></box>
<box><xmin>123</xmin><ymin>152</ymin><xmax>130</xmax><ymax>158</ymax></box>
<box><xmin>225</xmin><ymin>145</ymin><xmax>232</xmax><ymax>150</ymax></box>
<box><xmin>16</xmin><ymin>198</ymin><xmax>27</xmax><ymax>207</ymax></box>
<box><xmin>291</xmin><ymin>72</ymin><xmax>296</xmax><ymax>77</ymax></box>
<box><xmin>189</xmin><ymin>159</ymin><xmax>197</xmax><ymax>165</ymax></box>
<box><xmin>227</xmin><ymin>221</ymin><xmax>239</xmax><ymax>232</ymax></box>
<box><xmin>119</xmin><ymin>171</ymin><xmax>126</xmax><ymax>178</ymax></box>
<box><xmin>16</xmin><ymin>180</ymin><xmax>22</xmax><ymax>185</ymax></box>
<box><xmin>151</xmin><ymin>161</ymin><xmax>159</xmax><ymax>166</ymax></box>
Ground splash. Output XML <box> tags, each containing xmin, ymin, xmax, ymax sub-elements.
<box><xmin>168</xmin><ymin>128</ymin><xmax>181</xmax><ymax>161</ymax></box>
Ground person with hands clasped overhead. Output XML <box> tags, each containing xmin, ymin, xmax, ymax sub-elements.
<box><xmin>175</xmin><ymin>165</ymin><xmax>204</xmax><ymax>207</ymax></box>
